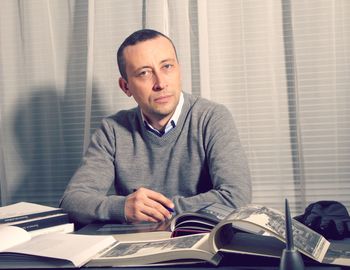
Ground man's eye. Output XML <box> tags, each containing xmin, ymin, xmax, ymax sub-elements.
<box><xmin>138</xmin><ymin>70</ymin><xmax>152</xmax><ymax>77</ymax></box>
<box><xmin>163</xmin><ymin>64</ymin><xmax>173</xmax><ymax>70</ymax></box>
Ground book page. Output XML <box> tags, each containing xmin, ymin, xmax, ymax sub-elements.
<box><xmin>323</xmin><ymin>241</ymin><xmax>350</xmax><ymax>266</ymax></box>
<box><xmin>0</xmin><ymin>226</ymin><xmax>31</xmax><ymax>251</ymax></box>
<box><xmin>212</xmin><ymin>204</ymin><xmax>330</xmax><ymax>262</ymax></box>
<box><xmin>100</xmin><ymin>234</ymin><xmax>207</xmax><ymax>259</ymax></box>
<box><xmin>170</xmin><ymin>202</ymin><xmax>232</xmax><ymax>232</ymax></box>
<box><xmin>0</xmin><ymin>202</ymin><xmax>58</xmax><ymax>219</ymax></box>
<box><xmin>88</xmin><ymin>233</ymin><xmax>216</xmax><ymax>267</ymax></box>
<box><xmin>3</xmin><ymin>232</ymin><xmax>116</xmax><ymax>267</ymax></box>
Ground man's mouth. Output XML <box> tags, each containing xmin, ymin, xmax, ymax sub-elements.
<box><xmin>154</xmin><ymin>94</ymin><xmax>172</xmax><ymax>103</ymax></box>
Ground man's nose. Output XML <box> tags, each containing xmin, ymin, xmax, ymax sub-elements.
<box><xmin>152</xmin><ymin>72</ymin><xmax>167</xmax><ymax>91</ymax></box>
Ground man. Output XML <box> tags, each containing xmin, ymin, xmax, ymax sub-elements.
<box><xmin>60</xmin><ymin>29</ymin><xmax>251</xmax><ymax>225</ymax></box>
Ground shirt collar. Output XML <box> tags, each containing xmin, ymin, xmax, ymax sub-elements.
<box><xmin>142</xmin><ymin>92</ymin><xmax>184</xmax><ymax>136</ymax></box>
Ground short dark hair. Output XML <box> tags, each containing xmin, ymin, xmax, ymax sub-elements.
<box><xmin>117</xmin><ymin>29</ymin><xmax>178</xmax><ymax>80</ymax></box>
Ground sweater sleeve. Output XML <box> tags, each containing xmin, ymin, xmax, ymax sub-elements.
<box><xmin>172</xmin><ymin>104</ymin><xmax>252</xmax><ymax>213</ymax></box>
<box><xmin>60</xmin><ymin>118</ymin><xmax>126</xmax><ymax>225</ymax></box>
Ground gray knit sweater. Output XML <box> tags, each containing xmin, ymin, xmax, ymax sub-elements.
<box><xmin>60</xmin><ymin>92</ymin><xmax>251</xmax><ymax>224</ymax></box>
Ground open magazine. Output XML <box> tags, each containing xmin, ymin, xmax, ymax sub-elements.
<box><xmin>87</xmin><ymin>203</ymin><xmax>350</xmax><ymax>267</ymax></box>
<box><xmin>170</xmin><ymin>202</ymin><xmax>233</xmax><ymax>236</ymax></box>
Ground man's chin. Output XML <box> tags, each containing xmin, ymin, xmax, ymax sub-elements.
<box><xmin>153</xmin><ymin>103</ymin><xmax>176</xmax><ymax>114</ymax></box>
<box><xmin>150</xmin><ymin>107</ymin><xmax>176</xmax><ymax>120</ymax></box>
<box><xmin>153</xmin><ymin>110</ymin><xmax>175</xmax><ymax>119</ymax></box>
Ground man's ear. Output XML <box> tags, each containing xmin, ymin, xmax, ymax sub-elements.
<box><xmin>119</xmin><ymin>77</ymin><xmax>132</xmax><ymax>97</ymax></box>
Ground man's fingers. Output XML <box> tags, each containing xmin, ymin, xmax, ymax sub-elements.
<box><xmin>125</xmin><ymin>198</ymin><xmax>160</xmax><ymax>223</ymax></box>
<box><xmin>141</xmin><ymin>203</ymin><xmax>171</xmax><ymax>221</ymax></box>
<box><xmin>143</xmin><ymin>198</ymin><xmax>173</xmax><ymax>219</ymax></box>
<box><xmin>138</xmin><ymin>187</ymin><xmax>175</xmax><ymax>210</ymax></box>
<box><xmin>128</xmin><ymin>208</ymin><xmax>159</xmax><ymax>223</ymax></box>
<box><xmin>124</xmin><ymin>187</ymin><xmax>174</xmax><ymax>223</ymax></box>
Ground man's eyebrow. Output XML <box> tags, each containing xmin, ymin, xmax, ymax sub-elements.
<box><xmin>160</xmin><ymin>58</ymin><xmax>176</xmax><ymax>64</ymax></box>
<box><xmin>133</xmin><ymin>59</ymin><xmax>176</xmax><ymax>72</ymax></box>
<box><xmin>136</xmin><ymin>65</ymin><xmax>152</xmax><ymax>70</ymax></box>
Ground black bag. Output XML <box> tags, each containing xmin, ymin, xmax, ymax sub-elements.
<box><xmin>294</xmin><ymin>200</ymin><xmax>350</xmax><ymax>240</ymax></box>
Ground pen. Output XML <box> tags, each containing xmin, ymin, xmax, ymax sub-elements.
<box><xmin>164</xmin><ymin>206</ymin><xmax>174</xmax><ymax>213</ymax></box>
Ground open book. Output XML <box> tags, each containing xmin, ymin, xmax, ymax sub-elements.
<box><xmin>76</xmin><ymin>202</ymin><xmax>230</xmax><ymax>238</ymax></box>
<box><xmin>87</xmin><ymin>203</ymin><xmax>350</xmax><ymax>267</ymax></box>
<box><xmin>170</xmin><ymin>202</ymin><xmax>233</xmax><ymax>236</ymax></box>
<box><xmin>0</xmin><ymin>226</ymin><xmax>115</xmax><ymax>268</ymax></box>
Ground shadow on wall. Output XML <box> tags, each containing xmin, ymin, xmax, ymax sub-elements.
<box><xmin>13</xmin><ymin>88</ymin><xmax>74</xmax><ymax>206</ymax></box>
<box><xmin>10</xmin><ymin>0</ymin><xmax>108</xmax><ymax>206</ymax></box>
<box><xmin>12</xmin><ymin>83</ymin><xmax>107</xmax><ymax>207</ymax></box>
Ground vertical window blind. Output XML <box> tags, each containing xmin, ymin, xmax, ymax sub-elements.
<box><xmin>291</xmin><ymin>1</ymin><xmax>350</xmax><ymax>206</ymax></box>
<box><xmin>206</xmin><ymin>1</ymin><xmax>297</xmax><ymax>211</ymax></box>
<box><xmin>1</xmin><ymin>0</ymin><xmax>349</xmax><ymax>215</ymax></box>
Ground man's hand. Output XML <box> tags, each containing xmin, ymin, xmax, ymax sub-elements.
<box><xmin>124</xmin><ymin>187</ymin><xmax>174</xmax><ymax>223</ymax></box>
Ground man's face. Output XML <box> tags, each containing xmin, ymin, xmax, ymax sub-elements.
<box><xmin>119</xmin><ymin>36</ymin><xmax>182</xmax><ymax>127</ymax></box>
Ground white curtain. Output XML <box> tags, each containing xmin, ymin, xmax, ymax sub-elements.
<box><xmin>1</xmin><ymin>0</ymin><xmax>349</xmax><ymax>215</ymax></box>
